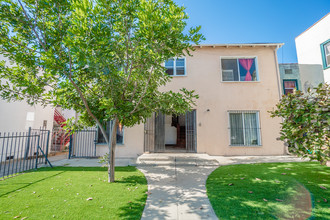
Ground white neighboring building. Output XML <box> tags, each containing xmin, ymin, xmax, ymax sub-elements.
<box><xmin>295</xmin><ymin>12</ymin><xmax>330</xmax><ymax>83</ymax></box>
<box><xmin>0</xmin><ymin>54</ymin><xmax>54</xmax><ymax>132</ymax></box>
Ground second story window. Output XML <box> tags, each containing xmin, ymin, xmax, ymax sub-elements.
<box><xmin>321</xmin><ymin>40</ymin><xmax>330</xmax><ymax>69</ymax></box>
<box><xmin>284</xmin><ymin>68</ymin><xmax>293</xmax><ymax>74</ymax></box>
<box><xmin>165</xmin><ymin>58</ymin><xmax>186</xmax><ymax>76</ymax></box>
<box><xmin>221</xmin><ymin>58</ymin><xmax>258</xmax><ymax>82</ymax></box>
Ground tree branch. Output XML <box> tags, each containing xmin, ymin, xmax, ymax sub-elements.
<box><xmin>17</xmin><ymin>0</ymin><xmax>47</xmax><ymax>51</ymax></box>
<box><xmin>65</xmin><ymin>49</ymin><xmax>109</xmax><ymax>144</ymax></box>
<box><xmin>130</xmin><ymin>67</ymin><xmax>154</xmax><ymax>115</ymax></box>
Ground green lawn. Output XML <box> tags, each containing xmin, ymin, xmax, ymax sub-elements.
<box><xmin>206</xmin><ymin>162</ymin><xmax>329</xmax><ymax>220</ymax></box>
<box><xmin>0</xmin><ymin>166</ymin><xmax>148</xmax><ymax>220</ymax></box>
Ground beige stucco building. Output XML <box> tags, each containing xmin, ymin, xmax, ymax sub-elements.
<box><xmin>96</xmin><ymin>43</ymin><xmax>286</xmax><ymax>158</ymax></box>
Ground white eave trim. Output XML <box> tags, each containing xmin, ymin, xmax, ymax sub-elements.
<box><xmin>193</xmin><ymin>43</ymin><xmax>284</xmax><ymax>48</ymax></box>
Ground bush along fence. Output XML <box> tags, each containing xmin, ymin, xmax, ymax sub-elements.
<box><xmin>0</xmin><ymin>128</ymin><xmax>52</xmax><ymax>179</ymax></box>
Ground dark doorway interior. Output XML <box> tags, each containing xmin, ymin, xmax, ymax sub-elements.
<box><xmin>165</xmin><ymin>114</ymin><xmax>186</xmax><ymax>151</ymax></box>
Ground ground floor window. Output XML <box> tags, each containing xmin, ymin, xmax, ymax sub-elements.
<box><xmin>97</xmin><ymin>121</ymin><xmax>124</xmax><ymax>144</ymax></box>
<box><xmin>229</xmin><ymin>111</ymin><xmax>260</xmax><ymax>146</ymax></box>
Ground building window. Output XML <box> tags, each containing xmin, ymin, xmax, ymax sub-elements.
<box><xmin>221</xmin><ymin>58</ymin><xmax>258</xmax><ymax>81</ymax></box>
<box><xmin>165</xmin><ymin>58</ymin><xmax>186</xmax><ymax>76</ymax></box>
<box><xmin>284</xmin><ymin>69</ymin><xmax>293</xmax><ymax>74</ymax></box>
<box><xmin>321</xmin><ymin>40</ymin><xmax>330</xmax><ymax>69</ymax></box>
<box><xmin>229</xmin><ymin>111</ymin><xmax>261</xmax><ymax>146</ymax></box>
<box><xmin>283</xmin><ymin>80</ymin><xmax>298</xmax><ymax>95</ymax></box>
<box><xmin>97</xmin><ymin>121</ymin><xmax>124</xmax><ymax>144</ymax></box>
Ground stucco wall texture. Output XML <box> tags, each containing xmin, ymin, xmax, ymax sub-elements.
<box><xmin>97</xmin><ymin>45</ymin><xmax>285</xmax><ymax>157</ymax></box>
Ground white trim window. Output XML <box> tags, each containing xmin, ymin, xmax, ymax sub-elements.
<box><xmin>221</xmin><ymin>57</ymin><xmax>258</xmax><ymax>81</ymax></box>
<box><xmin>228</xmin><ymin>111</ymin><xmax>261</xmax><ymax>146</ymax></box>
<box><xmin>323</xmin><ymin>41</ymin><xmax>330</xmax><ymax>68</ymax></box>
<box><xmin>165</xmin><ymin>58</ymin><xmax>186</xmax><ymax>76</ymax></box>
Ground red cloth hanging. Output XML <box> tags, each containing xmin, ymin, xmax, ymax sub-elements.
<box><xmin>284</xmin><ymin>81</ymin><xmax>296</xmax><ymax>88</ymax></box>
<box><xmin>239</xmin><ymin>59</ymin><xmax>254</xmax><ymax>81</ymax></box>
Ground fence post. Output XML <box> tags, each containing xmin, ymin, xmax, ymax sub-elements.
<box><xmin>94</xmin><ymin>129</ymin><xmax>97</xmax><ymax>157</ymax></box>
<box><xmin>24</xmin><ymin>127</ymin><xmax>31</xmax><ymax>160</ymax></box>
<box><xmin>68</xmin><ymin>134</ymin><xmax>73</xmax><ymax>159</ymax></box>
<box><xmin>35</xmin><ymin>134</ymin><xmax>40</xmax><ymax>170</ymax></box>
<box><xmin>45</xmin><ymin>130</ymin><xmax>50</xmax><ymax>164</ymax></box>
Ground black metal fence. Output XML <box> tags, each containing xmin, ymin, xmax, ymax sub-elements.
<box><xmin>69</xmin><ymin>128</ymin><xmax>98</xmax><ymax>158</ymax></box>
<box><xmin>0</xmin><ymin>128</ymin><xmax>52</xmax><ymax>179</ymax></box>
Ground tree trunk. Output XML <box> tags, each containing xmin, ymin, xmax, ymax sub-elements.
<box><xmin>108</xmin><ymin>118</ymin><xmax>118</xmax><ymax>183</ymax></box>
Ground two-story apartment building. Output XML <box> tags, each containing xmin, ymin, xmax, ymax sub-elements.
<box><xmin>95</xmin><ymin>43</ymin><xmax>286</xmax><ymax>157</ymax></box>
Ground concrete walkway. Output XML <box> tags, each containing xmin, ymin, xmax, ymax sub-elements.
<box><xmin>137</xmin><ymin>154</ymin><xmax>305</xmax><ymax>220</ymax></box>
<box><xmin>48</xmin><ymin>154</ymin><xmax>306</xmax><ymax>220</ymax></box>
<box><xmin>138</xmin><ymin>155</ymin><xmax>219</xmax><ymax>220</ymax></box>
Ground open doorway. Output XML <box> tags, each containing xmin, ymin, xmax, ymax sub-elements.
<box><xmin>165</xmin><ymin>114</ymin><xmax>186</xmax><ymax>152</ymax></box>
<box><xmin>144</xmin><ymin>110</ymin><xmax>196</xmax><ymax>153</ymax></box>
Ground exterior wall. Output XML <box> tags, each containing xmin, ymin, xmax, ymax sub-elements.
<box><xmin>295</xmin><ymin>13</ymin><xmax>330</xmax><ymax>83</ymax></box>
<box><xmin>0</xmin><ymin>100</ymin><xmax>54</xmax><ymax>132</ymax></box>
<box><xmin>0</xmin><ymin>55</ymin><xmax>54</xmax><ymax>132</ymax></box>
<box><xmin>279</xmin><ymin>64</ymin><xmax>302</xmax><ymax>93</ymax></box>
<box><xmin>279</xmin><ymin>63</ymin><xmax>324</xmax><ymax>94</ymax></box>
<box><xmin>96</xmin><ymin>123</ymin><xmax>144</xmax><ymax>158</ymax></box>
<box><xmin>89</xmin><ymin>46</ymin><xmax>285</xmax><ymax>157</ymax></box>
<box><xmin>159</xmin><ymin>46</ymin><xmax>284</xmax><ymax>156</ymax></box>
<box><xmin>299</xmin><ymin>64</ymin><xmax>324</xmax><ymax>92</ymax></box>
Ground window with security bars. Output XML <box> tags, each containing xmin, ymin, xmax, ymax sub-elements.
<box><xmin>229</xmin><ymin>111</ymin><xmax>261</xmax><ymax>146</ymax></box>
<box><xmin>97</xmin><ymin>121</ymin><xmax>124</xmax><ymax>144</ymax></box>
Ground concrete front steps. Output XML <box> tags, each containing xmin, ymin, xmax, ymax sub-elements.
<box><xmin>136</xmin><ymin>153</ymin><xmax>220</xmax><ymax>166</ymax></box>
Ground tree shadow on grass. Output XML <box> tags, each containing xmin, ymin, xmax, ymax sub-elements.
<box><xmin>0</xmin><ymin>171</ymin><xmax>65</xmax><ymax>197</ymax></box>
<box><xmin>116</xmin><ymin>171</ymin><xmax>148</xmax><ymax>219</ymax></box>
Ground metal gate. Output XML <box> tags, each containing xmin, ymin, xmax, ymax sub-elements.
<box><xmin>186</xmin><ymin>110</ymin><xmax>197</xmax><ymax>152</ymax></box>
<box><xmin>144</xmin><ymin>114</ymin><xmax>155</xmax><ymax>152</ymax></box>
<box><xmin>144</xmin><ymin>110</ymin><xmax>197</xmax><ymax>153</ymax></box>
<box><xmin>154</xmin><ymin>112</ymin><xmax>165</xmax><ymax>152</ymax></box>
<box><xmin>69</xmin><ymin>128</ymin><xmax>98</xmax><ymax>158</ymax></box>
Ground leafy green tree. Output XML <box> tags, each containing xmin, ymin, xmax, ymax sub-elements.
<box><xmin>270</xmin><ymin>83</ymin><xmax>329</xmax><ymax>165</ymax></box>
<box><xmin>0</xmin><ymin>0</ymin><xmax>204</xmax><ymax>182</ymax></box>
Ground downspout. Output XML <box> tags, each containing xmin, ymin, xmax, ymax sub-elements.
<box><xmin>273</xmin><ymin>45</ymin><xmax>288</xmax><ymax>155</ymax></box>
<box><xmin>273</xmin><ymin>45</ymin><xmax>282</xmax><ymax>100</ymax></box>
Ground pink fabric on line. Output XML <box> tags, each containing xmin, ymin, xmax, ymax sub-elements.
<box><xmin>239</xmin><ymin>59</ymin><xmax>254</xmax><ymax>81</ymax></box>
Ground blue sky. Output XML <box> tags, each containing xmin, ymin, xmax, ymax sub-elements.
<box><xmin>174</xmin><ymin>0</ymin><xmax>330</xmax><ymax>63</ymax></box>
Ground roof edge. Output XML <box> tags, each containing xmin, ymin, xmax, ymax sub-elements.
<box><xmin>193</xmin><ymin>43</ymin><xmax>284</xmax><ymax>48</ymax></box>
<box><xmin>296</xmin><ymin>12</ymin><xmax>330</xmax><ymax>39</ymax></box>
